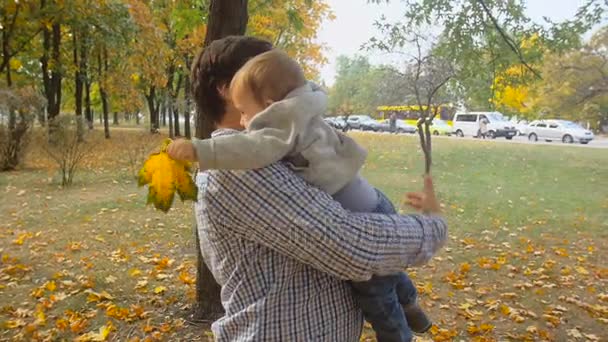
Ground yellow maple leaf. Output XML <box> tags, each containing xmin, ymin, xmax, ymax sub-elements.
<box><xmin>75</xmin><ymin>322</ymin><xmax>113</xmax><ymax>342</ymax></box>
<box><xmin>46</xmin><ymin>280</ymin><xmax>57</xmax><ymax>292</ymax></box>
<box><xmin>154</xmin><ymin>286</ymin><xmax>167</xmax><ymax>294</ymax></box>
<box><xmin>138</xmin><ymin>139</ymin><xmax>197</xmax><ymax>212</ymax></box>
<box><xmin>178</xmin><ymin>271</ymin><xmax>195</xmax><ymax>285</ymax></box>
<box><xmin>85</xmin><ymin>290</ymin><xmax>114</xmax><ymax>303</ymax></box>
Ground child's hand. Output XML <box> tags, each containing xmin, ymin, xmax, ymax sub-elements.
<box><xmin>405</xmin><ymin>175</ymin><xmax>441</xmax><ymax>214</ymax></box>
<box><xmin>167</xmin><ymin>139</ymin><xmax>197</xmax><ymax>162</ymax></box>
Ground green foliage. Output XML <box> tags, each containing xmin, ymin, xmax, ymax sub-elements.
<box><xmin>328</xmin><ymin>55</ymin><xmax>408</xmax><ymax>114</ymax></box>
<box><xmin>367</xmin><ymin>0</ymin><xmax>607</xmax><ymax>113</ymax></box>
<box><xmin>531</xmin><ymin>27</ymin><xmax>608</xmax><ymax>128</ymax></box>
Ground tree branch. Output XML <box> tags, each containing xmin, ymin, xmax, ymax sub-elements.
<box><xmin>476</xmin><ymin>0</ymin><xmax>542</xmax><ymax>79</ymax></box>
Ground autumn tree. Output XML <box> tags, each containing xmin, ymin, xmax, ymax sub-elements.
<box><xmin>369</xmin><ymin>0</ymin><xmax>607</xmax><ymax>111</ymax></box>
<box><xmin>248</xmin><ymin>0</ymin><xmax>333</xmax><ymax>79</ymax></box>
<box><xmin>127</xmin><ymin>0</ymin><xmax>171</xmax><ymax>133</ymax></box>
<box><xmin>531</xmin><ymin>26</ymin><xmax>608</xmax><ymax>129</ymax></box>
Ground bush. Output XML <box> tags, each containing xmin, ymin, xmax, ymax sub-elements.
<box><xmin>43</xmin><ymin>116</ymin><xmax>93</xmax><ymax>187</ymax></box>
<box><xmin>0</xmin><ymin>87</ymin><xmax>46</xmax><ymax>171</ymax></box>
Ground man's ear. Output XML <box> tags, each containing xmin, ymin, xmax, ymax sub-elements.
<box><xmin>217</xmin><ymin>84</ymin><xmax>230</xmax><ymax>100</ymax></box>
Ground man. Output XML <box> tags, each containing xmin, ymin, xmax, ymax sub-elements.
<box><xmin>185</xmin><ymin>36</ymin><xmax>447</xmax><ymax>341</ymax></box>
<box><xmin>478</xmin><ymin>115</ymin><xmax>489</xmax><ymax>139</ymax></box>
<box><xmin>390</xmin><ymin>112</ymin><xmax>398</xmax><ymax>133</ymax></box>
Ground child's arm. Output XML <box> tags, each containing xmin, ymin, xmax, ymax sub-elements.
<box><xmin>192</xmin><ymin>127</ymin><xmax>296</xmax><ymax>171</ymax></box>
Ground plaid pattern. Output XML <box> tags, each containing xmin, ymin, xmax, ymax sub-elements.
<box><xmin>194</xmin><ymin>129</ymin><xmax>448</xmax><ymax>341</ymax></box>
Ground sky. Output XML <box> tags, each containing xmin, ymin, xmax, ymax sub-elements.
<box><xmin>316</xmin><ymin>0</ymin><xmax>593</xmax><ymax>85</ymax></box>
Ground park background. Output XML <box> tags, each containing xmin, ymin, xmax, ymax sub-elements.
<box><xmin>1</xmin><ymin>0</ymin><xmax>607</xmax><ymax>341</ymax></box>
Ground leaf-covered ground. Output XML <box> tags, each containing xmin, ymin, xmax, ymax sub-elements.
<box><xmin>1</xmin><ymin>130</ymin><xmax>607</xmax><ymax>341</ymax></box>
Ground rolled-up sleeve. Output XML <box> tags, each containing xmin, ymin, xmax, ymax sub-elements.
<box><xmin>205</xmin><ymin>164</ymin><xmax>447</xmax><ymax>282</ymax></box>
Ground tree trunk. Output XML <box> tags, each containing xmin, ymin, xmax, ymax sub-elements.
<box><xmin>173</xmin><ymin>73</ymin><xmax>183</xmax><ymax>137</ymax></box>
<box><xmin>113</xmin><ymin>112</ymin><xmax>119</xmax><ymax>125</ymax></box>
<box><xmin>168</xmin><ymin>95</ymin><xmax>174</xmax><ymax>139</ymax></box>
<box><xmin>135</xmin><ymin>111</ymin><xmax>141</xmax><ymax>125</ymax></box>
<box><xmin>3</xmin><ymin>24</ymin><xmax>12</xmax><ymax>87</ymax></box>
<box><xmin>173</xmin><ymin>107</ymin><xmax>180</xmax><ymax>137</ymax></box>
<box><xmin>146</xmin><ymin>86</ymin><xmax>159</xmax><ymax>133</ymax></box>
<box><xmin>40</xmin><ymin>6</ymin><xmax>62</xmax><ymax>131</ymax></box>
<box><xmin>184</xmin><ymin>73</ymin><xmax>192</xmax><ymax>139</ymax></box>
<box><xmin>73</xmin><ymin>30</ymin><xmax>84</xmax><ymax>141</ymax></box>
<box><xmin>81</xmin><ymin>29</ymin><xmax>93</xmax><ymax>130</ymax></box>
<box><xmin>98</xmin><ymin>48</ymin><xmax>110</xmax><ymax>139</ymax></box>
<box><xmin>193</xmin><ymin>0</ymin><xmax>249</xmax><ymax>321</ymax></box>
<box><xmin>196</xmin><ymin>0</ymin><xmax>249</xmax><ymax>140</ymax></box>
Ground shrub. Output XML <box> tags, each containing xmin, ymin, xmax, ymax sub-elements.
<box><xmin>42</xmin><ymin>116</ymin><xmax>93</xmax><ymax>187</ymax></box>
<box><xmin>0</xmin><ymin>87</ymin><xmax>46</xmax><ymax>171</ymax></box>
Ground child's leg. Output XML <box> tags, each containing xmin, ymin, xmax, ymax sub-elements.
<box><xmin>395</xmin><ymin>272</ymin><xmax>432</xmax><ymax>333</ymax></box>
<box><xmin>395</xmin><ymin>272</ymin><xmax>417</xmax><ymax>306</ymax></box>
<box><xmin>351</xmin><ymin>275</ymin><xmax>413</xmax><ymax>342</ymax></box>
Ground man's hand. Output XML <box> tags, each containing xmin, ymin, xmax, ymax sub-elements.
<box><xmin>404</xmin><ymin>175</ymin><xmax>441</xmax><ymax>214</ymax></box>
<box><xmin>167</xmin><ymin>139</ymin><xmax>197</xmax><ymax>162</ymax></box>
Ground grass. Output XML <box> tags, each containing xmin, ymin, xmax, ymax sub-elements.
<box><xmin>1</xmin><ymin>129</ymin><xmax>607</xmax><ymax>341</ymax></box>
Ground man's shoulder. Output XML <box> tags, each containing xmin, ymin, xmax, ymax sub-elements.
<box><xmin>203</xmin><ymin>161</ymin><xmax>302</xmax><ymax>191</ymax></box>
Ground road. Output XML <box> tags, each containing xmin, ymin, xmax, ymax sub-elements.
<box><xmin>436</xmin><ymin>134</ymin><xmax>608</xmax><ymax>149</ymax></box>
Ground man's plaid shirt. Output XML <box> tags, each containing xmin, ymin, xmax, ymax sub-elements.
<box><xmin>194</xmin><ymin>129</ymin><xmax>448</xmax><ymax>341</ymax></box>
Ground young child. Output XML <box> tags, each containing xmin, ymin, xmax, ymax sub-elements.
<box><xmin>169</xmin><ymin>49</ymin><xmax>433</xmax><ymax>341</ymax></box>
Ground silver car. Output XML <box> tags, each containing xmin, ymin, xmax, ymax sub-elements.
<box><xmin>527</xmin><ymin>120</ymin><xmax>594</xmax><ymax>144</ymax></box>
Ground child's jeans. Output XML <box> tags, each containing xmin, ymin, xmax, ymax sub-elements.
<box><xmin>350</xmin><ymin>190</ymin><xmax>418</xmax><ymax>342</ymax></box>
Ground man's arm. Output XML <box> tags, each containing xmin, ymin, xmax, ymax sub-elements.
<box><xmin>207</xmin><ymin>164</ymin><xmax>447</xmax><ymax>282</ymax></box>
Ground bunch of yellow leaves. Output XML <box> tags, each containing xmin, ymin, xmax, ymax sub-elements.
<box><xmin>138</xmin><ymin>139</ymin><xmax>197</xmax><ymax>212</ymax></box>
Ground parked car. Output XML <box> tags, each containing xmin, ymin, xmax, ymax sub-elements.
<box><xmin>429</xmin><ymin>119</ymin><xmax>452</xmax><ymax>136</ymax></box>
<box><xmin>346</xmin><ymin>115</ymin><xmax>375</xmax><ymax>130</ymax></box>
<box><xmin>333</xmin><ymin>116</ymin><xmax>348</xmax><ymax>130</ymax></box>
<box><xmin>526</xmin><ymin>120</ymin><xmax>594</xmax><ymax>144</ymax></box>
<box><xmin>452</xmin><ymin>111</ymin><xmax>518</xmax><ymax>139</ymax></box>
<box><xmin>323</xmin><ymin>117</ymin><xmax>336</xmax><ymax>127</ymax></box>
<box><xmin>510</xmin><ymin>119</ymin><xmax>529</xmax><ymax>136</ymax></box>
<box><xmin>378</xmin><ymin>119</ymin><xmax>417</xmax><ymax>134</ymax></box>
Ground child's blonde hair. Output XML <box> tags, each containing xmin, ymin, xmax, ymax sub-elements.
<box><xmin>230</xmin><ymin>49</ymin><xmax>306</xmax><ymax>106</ymax></box>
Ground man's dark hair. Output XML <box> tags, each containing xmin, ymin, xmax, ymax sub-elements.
<box><xmin>191</xmin><ymin>36</ymin><xmax>273</xmax><ymax>127</ymax></box>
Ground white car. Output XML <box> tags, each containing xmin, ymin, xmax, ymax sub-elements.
<box><xmin>510</xmin><ymin>119</ymin><xmax>529</xmax><ymax>135</ymax></box>
<box><xmin>378</xmin><ymin>119</ymin><xmax>417</xmax><ymax>134</ymax></box>
<box><xmin>527</xmin><ymin>120</ymin><xmax>594</xmax><ymax>144</ymax></box>
<box><xmin>452</xmin><ymin>112</ymin><xmax>518</xmax><ymax>139</ymax></box>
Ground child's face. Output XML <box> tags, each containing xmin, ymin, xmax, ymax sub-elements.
<box><xmin>232</xmin><ymin>85</ymin><xmax>268</xmax><ymax>128</ymax></box>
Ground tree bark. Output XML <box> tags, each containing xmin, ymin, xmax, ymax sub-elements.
<box><xmin>196</xmin><ymin>0</ymin><xmax>249</xmax><ymax>140</ymax></box>
<box><xmin>184</xmin><ymin>73</ymin><xmax>192</xmax><ymax>139</ymax></box>
<box><xmin>173</xmin><ymin>73</ymin><xmax>183</xmax><ymax>137</ymax></box>
<box><xmin>73</xmin><ymin>30</ymin><xmax>84</xmax><ymax>141</ymax></box>
<box><xmin>81</xmin><ymin>29</ymin><xmax>93</xmax><ymax>130</ymax></box>
<box><xmin>40</xmin><ymin>3</ymin><xmax>62</xmax><ymax>131</ymax></box>
<box><xmin>193</xmin><ymin>0</ymin><xmax>249</xmax><ymax>321</ymax></box>
<box><xmin>168</xmin><ymin>95</ymin><xmax>174</xmax><ymax>139</ymax></box>
<box><xmin>146</xmin><ymin>86</ymin><xmax>159</xmax><ymax>133</ymax></box>
<box><xmin>98</xmin><ymin>47</ymin><xmax>110</xmax><ymax>139</ymax></box>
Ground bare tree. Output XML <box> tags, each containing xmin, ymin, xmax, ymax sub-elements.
<box><xmin>368</xmin><ymin>30</ymin><xmax>455</xmax><ymax>174</ymax></box>
<box><xmin>408</xmin><ymin>33</ymin><xmax>455</xmax><ymax>174</ymax></box>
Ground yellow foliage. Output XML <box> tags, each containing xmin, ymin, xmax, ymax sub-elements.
<box><xmin>138</xmin><ymin>139</ymin><xmax>197</xmax><ymax>212</ymax></box>
<box><xmin>75</xmin><ymin>321</ymin><xmax>113</xmax><ymax>342</ymax></box>
<box><xmin>248</xmin><ymin>0</ymin><xmax>334</xmax><ymax>79</ymax></box>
